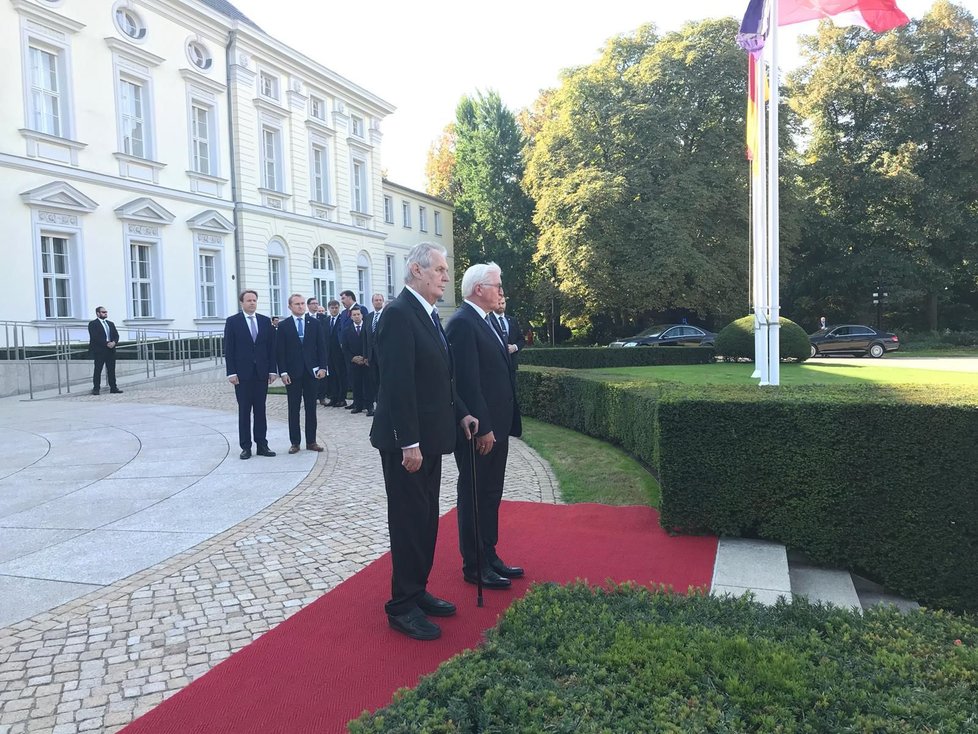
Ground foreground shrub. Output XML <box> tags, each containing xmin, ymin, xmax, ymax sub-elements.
<box><xmin>517</xmin><ymin>368</ymin><xmax>978</xmax><ymax>611</ymax></box>
<box><xmin>519</xmin><ymin>346</ymin><xmax>714</xmax><ymax>369</ymax></box>
<box><xmin>350</xmin><ymin>583</ymin><xmax>978</xmax><ymax>733</ymax></box>
<box><xmin>716</xmin><ymin>315</ymin><xmax>810</xmax><ymax>361</ymax></box>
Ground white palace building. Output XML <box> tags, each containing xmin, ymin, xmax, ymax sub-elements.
<box><xmin>0</xmin><ymin>0</ymin><xmax>454</xmax><ymax>347</ymax></box>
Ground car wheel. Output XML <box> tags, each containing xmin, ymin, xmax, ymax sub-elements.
<box><xmin>810</xmin><ymin>345</ymin><xmax>818</xmax><ymax>358</ymax></box>
<box><xmin>869</xmin><ymin>343</ymin><xmax>885</xmax><ymax>358</ymax></box>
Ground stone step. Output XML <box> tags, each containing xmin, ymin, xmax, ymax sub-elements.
<box><xmin>788</xmin><ymin>564</ymin><xmax>861</xmax><ymax>610</ymax></box>
<box><xmin>711</xmin><ymin>537</ymin><xmax>791</xmax><ymax>606</ymax></box>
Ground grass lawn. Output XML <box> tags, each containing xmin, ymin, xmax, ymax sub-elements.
<box><xmin>587</xmin><ymin>361</ymin><xmax>978</xmax><ymax>386</ymax></box>
<box><xmin>520</xmin><ymin>417</ymin><xmax>660</xmax><ymax>507</ymax></box>
<box><xmin>890</xmin><ymin>348</ymin><xmax>978</xmax><ymax>357</ymax></box>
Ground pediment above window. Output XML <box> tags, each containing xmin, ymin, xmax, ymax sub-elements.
<box><xmin>186</xmin><ymin>209</ymin><xmax>234</xmax><ymax>234</ymax></box>
<box><xmin>114</xmin><ymin>197</ymin><xmax>175</xmax><ymax>225</ymax></box>
<box><xmin>20</xmin><ymin>181</ymin><xmax>98</xmax><ymax>214</ymax></box>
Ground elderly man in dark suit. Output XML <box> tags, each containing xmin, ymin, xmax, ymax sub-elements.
<box><xmin>87</xmin><ymin>306</ymin><xmax>122</xmax><ymax>395</ymax></box>
<box><xmin>370</xmin><ymin>243</ymin><xmax>477</xmax><ymax>641</ymax></box>
<box><xmin>446</xmin><ymin>262</ymin><xmax>524</xmax><ymax>590</ymax></box>
<box><xmin>277</xmin><ymin>294</ymin><xmax>327</xmax><ymax>454</ymax></box>
<box><xmin>224</xmin><ymin>289</ymin><xmax>278</xmax><ymax>459</ymax></box>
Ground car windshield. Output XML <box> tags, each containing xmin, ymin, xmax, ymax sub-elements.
<box><xmin>636</xmin><ymin>325</ymin><xmax>671</xmax><ymax>338</ymax></box>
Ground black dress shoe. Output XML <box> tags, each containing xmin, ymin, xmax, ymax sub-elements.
<box><xmin>463</xmin><ymin>569</ymin><xmax>511</xmax><ymax>589</ymax></box>
<box><xmin>365</xmin><ymin>410</ymin><xmax>375</xmax><ymax>417</ymax></box>
<box><xmin>387</xmin><ymin>608</ymin><xmax>441</xmax><ymax>641</ymax></box>
<box><xmin>91</xmin><ymin>389</ymin><xmax>100</xmax><ymax>396</ymax></box>
<box><xmin>350</xmin><ymin>408</ymin><xmax>363</xmax><ymax>414</ymax></box>
<box><xmin>110</xmin><ymin>388</ymin><xmax>123</xmax><ymax>394</ymax></box>
<box><xmin>239</xmin><ymin>449</ymin><xmax>252</xmax><ymax>460</ymax></box>
<box><xmin>418</xmin><ymin>592</ymin><xmax>456</xmax><ymax>617</ymax></box>
<box><xmin>490</xmin><ymin>559</ymin><xmax>524</xmax><ymax>578</ymax></box>
<box><xmin>256</xmin><ymin>446</ymin><xmax>276</xmax><ymax>457</ymax></box>
<box><xmin>332</xmin><ymin>400</ymin><xmax>348</xmax><ymax>408</ymax></box>
<box><xmin>344</xmin><ymin>404</ymin><xmax>355</xmax><ymax>410</ymax></box>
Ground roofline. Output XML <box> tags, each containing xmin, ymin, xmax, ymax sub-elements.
<box><xmin>383</xmin><ymin>178</ymin><xmax>452</xmax><ymax>208</ymax></box>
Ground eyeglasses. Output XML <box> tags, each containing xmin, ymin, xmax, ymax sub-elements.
<box><xmin>482</xmin><ymin>282</ymin><xmax>503</xmax><ymax>290</ymax></box>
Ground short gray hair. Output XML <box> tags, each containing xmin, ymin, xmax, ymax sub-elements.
<box><xmin>404</xmin><ymin>242</ymin><xmax>448</xmax><ymax>284</ymax></box>
<box><xmin>460</xmin><ymin>262</ymin><xmax>500</xmax><ymax>299</ymax></box>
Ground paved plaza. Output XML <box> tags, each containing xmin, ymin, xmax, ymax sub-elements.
<box><xmin>0</xmin><ymin>379</ymin><xmax>560</xmax><ymax>733</ymax></box>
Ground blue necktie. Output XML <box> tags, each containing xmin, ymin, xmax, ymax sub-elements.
<box><xmin>297</xmin><ymin>317</ymin><xmax>304</xmax><ymax>341</ymax></box>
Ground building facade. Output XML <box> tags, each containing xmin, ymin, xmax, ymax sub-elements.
<box><xmin>0</xmin><ymin>0</ymin><xmax>454</xmax><ymax>344</ymax></box>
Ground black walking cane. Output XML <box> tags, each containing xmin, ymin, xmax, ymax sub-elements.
<box><xmin>469</xmin><ymin>421</ymin><xmax>484</xmax><ymax>608</ymax></box>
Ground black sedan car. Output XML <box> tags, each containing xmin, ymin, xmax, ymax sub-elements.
<box><xmin>808</xmin><ymin>324</ymin><xmax>900</xmax><ymax>358</ymax></box>
<box><xmin>609</xmin><ymin>324</ymin><xmax>716</xmax><ymax>348</ymax></box>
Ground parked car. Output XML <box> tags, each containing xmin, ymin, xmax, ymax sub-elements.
<box><xmin>808</xmin><ymin>324</ymin><xmax>900</xmax><ymax>358</ymax></box>
<box><xmin>608</xmin><ymin>324</ymin><xmax>717</xmax><ymax>348</ymax></box>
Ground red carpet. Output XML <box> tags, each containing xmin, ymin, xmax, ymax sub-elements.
<box><xmin>122</xmin><ymin>501</ymin><xmax>717</xmax><ymax>734</ymax></box>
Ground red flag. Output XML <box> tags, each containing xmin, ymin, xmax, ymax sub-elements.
<box><xmin>778</xmin><ymin>0</ymin><xmax>909</xmax><ymax>33</ymax></box>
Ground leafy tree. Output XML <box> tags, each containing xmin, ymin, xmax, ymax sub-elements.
<box><xmin>424</xmin><ymin>124</ymin><xmax>458</xmax><ymax>202</ymax></box>
<box><xmin>787</xmin><ymin>1</ymin><xmax>978</xmax><ymax>331</ymax></box>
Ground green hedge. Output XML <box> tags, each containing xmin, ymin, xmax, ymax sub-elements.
<box><xmin>518</xmin><ymin>346</ymin><xmax>714</xmax><ymax>369</ymax></box>
<box><xmin>715</xmin><ymin>315</ymin><xmax>811</xmax><ymax>361</ymax></box>
<box><xmin>351</xmin><ymin>583</ymin><xmax>978</xmax><ymax>732</ymax></box>
<box><xmin>517</xmin><ymin>368</ymin><xmax>978</xmax><ymax>611</ymax></box>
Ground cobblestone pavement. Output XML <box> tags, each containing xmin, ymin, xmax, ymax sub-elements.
<box><xmin>0</xmin><ymin>383</ymin><xmax>560</xmax><ymax>734</ymax></box>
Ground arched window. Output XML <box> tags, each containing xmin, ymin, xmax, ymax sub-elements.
<box><xmin>312</xmin><ymin>245</ymin><xmax>337</xmax><ymax>304</ymax></box>
<box><xmin>356</xmin><ymin>252</ymin><xmax>371</xmax><ymax>305</ymax></box>
<box><xmin>267</xmin><ymin>238</ymin><xmax>288</xmax><ymax>318</ymax></box>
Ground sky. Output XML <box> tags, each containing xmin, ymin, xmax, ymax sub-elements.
<box><xmin>231</xmin><ymin>0</ymin><xmax>977</xmax><ymax>191</ymax></box>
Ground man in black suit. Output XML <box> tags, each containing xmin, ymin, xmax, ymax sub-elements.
<box><xmin>324</xmin><ymin>299</ymin><xmax>347</xmax><ymax>407</ymax></box>
<box><xmin>446</xmin><ymin>263</ymin><xmax>524</xmax><ymax>590</ymax></box>
<box><xmin>492</xmin><ymin>295</ymin><xmax>525</xmax><ymax>374</ymax></box>
<box><xmin>224</xmin><ymin>289</ymin><xmax>278</xmax><ymax>459</ymax></box>
<box><xmin>307</xmin><ymin>296</ymin><xmax>330</xmax><ymax>407</ymax></box>
<box><xmin>340</xmin><ymin>307</ymin><xmax>371</xmax><ymax>414</ymax></box>
<box><xmin>276</xmin><ymin>294</ymin><xmax>327</xmax><ymax>454</ymax></box>
<box><xmin>87</xmin><ymin>306</ymin><xmax>122</xmax><ymax>395</ymax></box>
<box><xmin>363</xmin><ymin>293</ymin><xmax>385</xmax><ymax>414</ymax></box>
<box><xmin>370</xmin><ymin>243</ymin><xmax>477</xmax><ymax>641</ymax></box>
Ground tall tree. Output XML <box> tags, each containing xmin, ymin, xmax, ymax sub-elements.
<box><xmin>788</xmin><ymin>1</ymin><xmax>978</xmax><ymax>330</ymax></box>
<box><xmin>524</xmin><ymin>19</ymin><xmax>799</xmax><ymax>340</ymax></box>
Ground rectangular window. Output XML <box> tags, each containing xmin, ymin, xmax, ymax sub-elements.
<box><xmin>386</xmin><ymin>255</ymin><xmax>395</xmax><ymax>300</ymax></box>
<box><xmin>310</xmin><ymin>95</ymin><xmax>325</xmax><ymax>120</ymax></box>
<box><xmin>130</xmin><ymin>242</ymin><xmax>153</xmax><ymax>318</ymax></box>
<box><xmin>383</xmin><ymin>195</ymin><xmax>394</xmax><ymax>224</ymax></box>
<box><xmin>40</xmin><ymin>235</ymin><xmax>71</xmax><ymax>318</ymax></box>
<box><xmin>29</xmin><ymin>46</ymin><xmax>63</xmax><ymax>136</ymax></box>
<box><xmin>198</xmin><ymin>252</ymin><xmax>217</xmax><ymax>318</ymax></box>
<box><xmin>418</xmin><ymin>206</ymin><xmax>427</xmax><ymax>232</ymax></box>
<box><xmin>120</xmin><ymin>78</ymin><xmax>146</xmax><ymax>158</ymax></box>
<box><xmin>434</xmin><ymin>210</ymin><xmax>442</xmax><ymax>236</ymax></box>
<box><xmin>259</xmin><ymin>71</ymin><xmax>278</xmax><ymax>100</ymax></box>
<box><xmin>401</xmin><ymin>201</ymin><xmax>411</xmax><ymax>228</ymax></box>
<box><xmin>262</xmin><ymin>126</ymin><xmax>280</xmax><ymax>190</ymax></box>
<box><xmin>312</xmin><ymin>145</ymin><xmax>328</xmax><ymax>203</ymax></box>
<box><xmin>351</xmin><ymin>115</ymin><xmax>364</xmax><ymax>137</ymax></box>
<box><xmin>191</xmin><ymin>103</ymin><xmax>212</xmax><ymax>175</ymax></box>
<box><xmin>351</xmin><ymin>159</ymin><xmax>367</xmax><ymax>213</ymax></box>
<box><xmin>268</xmin><ymin>257</ymin><xmax>283</xmax><ymax>317</ymax></box>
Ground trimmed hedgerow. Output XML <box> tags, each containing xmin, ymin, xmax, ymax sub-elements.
<box><xmin>350</xmin><ymin>583</ymin><xmax>978</xmax><ymax>733</ymax></box>
<box><xmin>715</xmin><ymin>315</ymin><xmax>811</xmax><ymax>361</ymax></box>
<box><xmin>516</xmin><ymin>368</ymin><xmax>978</xmax><ymax>611</ymax></box>
<box><xmin>518</xmin><ymin>346</ymin><xmax>714</xmax><ymax>369</ymax></box>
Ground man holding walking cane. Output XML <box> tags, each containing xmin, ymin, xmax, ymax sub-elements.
<box><xmin>370</xmin><ymin>243</ymin><xmax>476</xmax><ymax>641</ymax></box>
<box><xmin>446</xmin><ymin>262</ymin><xmax>524</xmax><ymax>591</ymax></box>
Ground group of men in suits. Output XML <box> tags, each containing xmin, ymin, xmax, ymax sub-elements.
<box><xmin>370</xmin><ymin>243</ymin><xmax>524</xmax><ymax>641</ymax></box>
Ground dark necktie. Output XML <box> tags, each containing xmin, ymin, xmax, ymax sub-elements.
<box><xmin>372</xmin><ymin>310</ymin><xmax>380</xmax><ymax>332</ymax></box>
<box><xmin>297</xmin><ymin>317</ymin><xmax>304</xmax><ymax>341</ymax></box>
<box><xmin>355</xmin><ymin>324</ymin><xmax>361</xmax><ymax>335</ymax></box>
<box><xmin>431</xmin><ymin>309</ymin><xmax>448</xmax><ymax>351</ymax></box>
<box><xmin>499</xmin><ymin>315</ymin><xmax>508</xmax><ymax>340</ymax></box>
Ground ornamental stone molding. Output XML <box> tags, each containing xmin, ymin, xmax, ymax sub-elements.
<box><xmin>114</xmin><ymin>197</ymin><xmax>176</xmax><ymax>225</ymax></box>
<box><xmin>20</xmin><ymin>181</ymin><xmax>99</xmax><ymax>214</ymax></box>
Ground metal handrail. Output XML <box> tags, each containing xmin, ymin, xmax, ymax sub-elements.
<box><xmin>19</xmin><ymin>329</ymin><xmax>225</xmax><ymax>399</ymax></box>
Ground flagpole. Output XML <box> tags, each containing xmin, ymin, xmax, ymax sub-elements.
<box><xmin>751</xmin><ymin>51</ymin><xmax>768</xmax><ymax>382</ymax></box>
<box><xmin>765</xmin><ymin>0</ymin><xmax>781</xmax><ymax>386</ymax></box>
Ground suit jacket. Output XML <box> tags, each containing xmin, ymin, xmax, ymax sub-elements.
<box><xmin>340</xmin><ymin>321</ymin><xmax>368</xmax><ymax>365</ymax></box>
<box><xmin>503</xmin><ymin>314</ymin><xmax>525</xmax><ymax>352</ymax></box>
<box><xmin>88</xmin><ymin>319</ymin><xmax>120</xmax><ymax>354</ymax></box>
<box><xmin>224</xmin><ymin>311</ymin><xmax>276</xmax><ymax>380</ymax></box>
<box><xmin>370</xmin><ymin>288</ymin><xmax>466</xmax><ymax>454</ymax></box>
<box><xmin>446</xmin><ymin>302</ymin><xmax>522</xmax><ymax>439</ymax></box>
<box><xmin>339</xmin><ymin>303</ymin><xmax>369</xmax><ymax>329</ymax></box>
<box><xmin>276</xmin><ymin>314</ymin><xmax>327</xmax><ymax>379</ymax></box>
<box><xmin>364</xmin><ymin>309</ymin><xmax>383</xmax><ymax>365</ymax></box>
<box><xmin>325</xmin><ymin>314</ymin><xmax>344</xmax><ymax>360</ymax></box>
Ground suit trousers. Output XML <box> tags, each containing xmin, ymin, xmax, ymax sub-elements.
<box><xmin>454</xmin><ymin>435</ymin><xmax>509</xmax><ymax>575</ymax></box>
<box><xmin>349</xmin><ymin>363</ymin><xmax>368</xmax><ymax>409</ymax></box>
<box><xmin>381</xmin><ymin>449</ymin><xmax>442</xmax><ymax>617</ymax></box>
<box><xmin>92</xmin><ymin>349</ymin><xmax>117</xmax><ymax>390</ymax></box>
<box><xmin>285</xmin><ymin>373</ymin><xmax>318</xmax><ymax>445</ymax></box>
<box><xmin>327</xmin><ymin>353</ymin><xmax>347</xmax><ymax>402</ymax></box>
<box><xmin>234</xmin><ymin>373</ymin><xmax>268</xmax><ymax>450</ymax></box>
